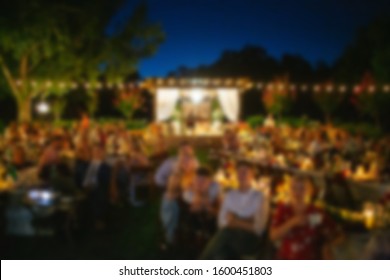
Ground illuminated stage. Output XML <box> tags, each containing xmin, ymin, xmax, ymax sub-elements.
<box><xmin>144</xmin><ymin>78</ymin><xmax>251</xmax><ymax>137</ymax></box>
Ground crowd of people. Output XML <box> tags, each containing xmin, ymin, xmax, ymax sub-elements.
<box><xmin>1</xmin><ymin>115</ymin><xmax>390</xmax><ymax>259</ymax></box>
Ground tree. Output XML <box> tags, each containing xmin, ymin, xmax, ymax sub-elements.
<box><xmin>262</xmin><ymin>76</ymin><xmax>294</xmax><ymax>118</ymax></box>
<box><xmin>351</xmin><ymin>72</ymin><xmax>388</xmax><ymax>129</ymax></box>
<box><xmin>0</xmin><ymin>0</ymin><xmax>164</xmax><ymax>122</ymax></box>
<box><xmin>334</xmin><ymin>17</ymin><xmax>390</xmax><ymax>83</ymax></box>
<box><xmin>116</xmin><ymin>86</ymin><xmax>144</xmax><ymax>120</ymax></box>
<box><xmin>312</xmin><ymin>82</ymin><xmax>345</xmax><ymax>124</ymax></box>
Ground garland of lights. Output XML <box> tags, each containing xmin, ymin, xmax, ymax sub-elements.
<box><xmin>13</xmin><ymin>79</ymin><xmax>390</xmax><ymax>93</ymax></box>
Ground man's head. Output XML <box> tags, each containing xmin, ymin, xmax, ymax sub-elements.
<box><xmin>237</xmin><ymin>160</ymin><xmax>254</xmax><ymax>191</ymax></box>
<box><xmin>195</xmin><ymin>167</ymin><xmax>212</xmax><ymax>193</ymax></box>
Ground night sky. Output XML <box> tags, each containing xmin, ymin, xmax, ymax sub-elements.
<box><xmin>117</xmin><ymin>0</ymin><xmax>390</xmax><ymax>77</ymax></box>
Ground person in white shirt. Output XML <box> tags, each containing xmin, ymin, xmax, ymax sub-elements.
<box><xmin>201</xmin><ymin>161</ymin><xmax>269</xmax><ymax>259</ymax></box>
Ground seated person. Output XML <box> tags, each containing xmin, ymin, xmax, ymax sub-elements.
<box><xmin>201</xmin><ymin>161</ymin><xmax>269</xmax><ymax>259</ymax></box>
<box><xmin>269</xmin><ymin>175</ymin><xmax>341</xmax><ymax>260</ymax></box>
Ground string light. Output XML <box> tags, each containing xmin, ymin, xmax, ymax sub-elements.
<box><xmin>339</xmin><ymin>85</ymin><xmax>346</xmax><ymax>93</ymax></box>
<box><xmin>326</xmin><ymin>85</ymin><xmax>333</xmax><ymax>93</ymax></box>
<box><xmin>95</xmin><ymin>82</ymin><xmax>102</xmax><ymax>90</ymax></box>
<box><xmin>267</xmin><ymin>83</ymin><xmax>274</xmax><ymax>90</ymax></box>
<box><xmin>8</xmin><ymin>78</ymin><xmax>390</xmax><ymax>94</ymax></box>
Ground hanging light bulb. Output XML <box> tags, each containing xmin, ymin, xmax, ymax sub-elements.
<box><xmin>339</xmin><ymin>85</ymin><xmax>346</xmax><ymax>93</ymax></box>
<box><xmin>36</xmin><ymin>101</ymin><xmax>50</xmax><ymax>115</ymax></box>
<box><xmin>267</xmin><ymin>83</ymin><xmax>274</xmax><ymax>90</ymax></box>
<box><xmin>326</xmin><ymin>85</ymin><xmax>333</xmax><ymax>93</ymax></box>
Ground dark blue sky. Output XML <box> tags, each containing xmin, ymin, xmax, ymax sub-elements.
<box><xmin>120</xmin><ymin>0</ymin><xmax>390</xmax><ymax>77</ymax></box>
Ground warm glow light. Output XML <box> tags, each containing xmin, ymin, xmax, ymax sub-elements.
<box><xmin>45</xmin><ymin>80</ymin><xmax>52</xmax><ymax>88</ymax></box>
<box><xmin>339</xmin><ymin>85</ymin><xmax>346</xmax><ymax>93</ymax></box>
<box><xmin>214</xmin><ymin>79</ymin><xmax>221</xmax><ymax>86</ymax></box>
<box><xmin>383</xmin><ymin>85</ymin><xmax>390</xmax><ymax>92</ymax></box>
<box><xmin>301</xmin><ymin>84</ymin><xmax>308</xmax><ymax>92</ymax></box>
<box><xmin>257</xmin><ymin>83</ymin><xmax>263</xmax><ymax>89</ymax></box>
<box><xmin>369</xmin><ymin>85</ymin><xmax>376</xmax><ymax>93</ymax></box>
<box><xmin>289</xmin><ymin>84</ymin><xmax>296</xmax><ymax>91</ymax></box>
<box><xmin>326</xmin><ymin>85</ymin><xmax>333</xmax><ymax>92</ymax></box>
<box><xmin>190</xmin><ymin>88</ymin><xmax>205</xmax><ymax>104</ymax></box>
<box><xmin>59</xmin><ymin>82</ymin><xmax>66</xmax><ymax>89</ymax></box>
<box><xmin>267</xmin><ymin>83</ymin><xmax>274</xmax><ymax>90</ymax></box>
<box><xmin>313</xmin><ymin>85</ymin><xmax>320</xmax><ymax>92</ymax></box>
<box><xmin>36</xmin><ymin>101</ymin><xmax>50</xmax><ymax>115</ymax></box>
<box><xmin>16</xmin><ymin>80</ymin><xmax>22</xmax><ymax>86</ymax></box>
<box><xmin>278</xmin><ymin>84</ymin><xmax>285</xmax><ymax>91</ymax></box>
<box><xmin>95</xmin><ymin>82</ymin><xmax>102</xmax><ymax>89</ymax></box>
<box><xmin>71</xmin><ymin>82</ymin><xmax>78</xmax><ymax>89</ymax></box>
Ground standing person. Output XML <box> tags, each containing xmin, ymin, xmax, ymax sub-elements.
<box><xmin>201</xmin><ymin>161</ymin><xmax>269</xmax><ymax>259</ymax></box>
<box><xmin>160</xmin><ymin>172</ymin><xmax>182</xmax><ymax>247</ymax></box>
<box><xmin>269</xmin><ymin>175</ymin><xmax>341</xmax><ymax>260</ymax></box>
<box><xmin>154</xmin><ymin>142</ymin><xmax>199</xmax><ymax>190</ymax></box>
<box><xmin>82</xmin><ymin>144</ymin><xmax>112</xmax><ymax>230</ymax></box>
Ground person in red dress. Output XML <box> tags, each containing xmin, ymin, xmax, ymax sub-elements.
<box><xmin>270</xmin><ymin>175</ymin><xmax>341</xmax><ymax>260</ymax></box>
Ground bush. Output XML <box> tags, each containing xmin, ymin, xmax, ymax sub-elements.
<box><xmin>246</xmin><ymin>115</ymin><xmax>265</xmax><ymax>128</ymax></box>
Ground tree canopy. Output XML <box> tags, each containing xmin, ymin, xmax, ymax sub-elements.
<box><xmin>0</xmin><ymin>0</ymin><xmax>164</xmax><ymax>121</ymax></box>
